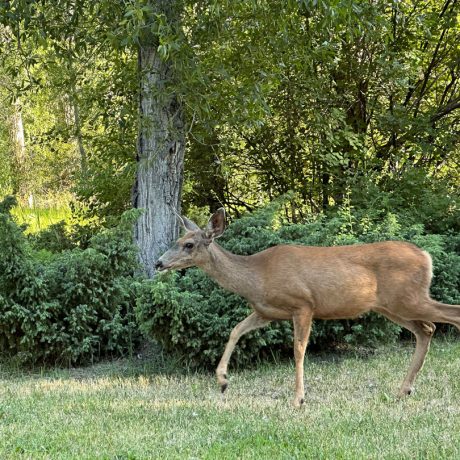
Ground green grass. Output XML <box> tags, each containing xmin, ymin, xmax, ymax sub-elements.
<box><xmin>11</xmin><ymin>203</ymin><xmax>71</xmax><ymax>233</ymax></box>
<box><xmin>1</xmin><ymin>340</ymin><xmax>460</xmax><ymax>459</ymax></box>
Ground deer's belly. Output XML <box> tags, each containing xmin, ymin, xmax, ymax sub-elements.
<box><xmin>251</xmin><ymin>303</ymin><xmax>294</xmax><ymax>320</ymax></box>
<box><xmin>312</xmin><ymin>286</ymin><xmax>378</xmax><ymax>319</ymax></box>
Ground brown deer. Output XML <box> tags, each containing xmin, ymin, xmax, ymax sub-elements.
<box><xmin>155</xmin><ymin>208</ymin><xmax>460</xmax><ymax>407</ymax></box>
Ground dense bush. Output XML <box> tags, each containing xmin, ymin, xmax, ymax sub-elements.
<box><xmin>0</xmin><ymin>197</ymin><xmax>141</xmax><ymax>365</ymax></box>
<box><xmin>1</xmin><ymin>193</ymin><xmax>458</xmax><ymax>368</ymax></box>
<box><xmin>29</xmin><ymin>220</ymin><xmax>75</xmax><ymax>253</ymax></box>
<box><xmin>136</xmin><ymin>200</ymin><xmax>460</xmax><ymax>367</ymax></box>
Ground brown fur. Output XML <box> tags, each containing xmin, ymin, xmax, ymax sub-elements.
<box><xmin>157</xmin><ymin>209</ymin><xmax>460</xmax><ymax>407</ymax></box>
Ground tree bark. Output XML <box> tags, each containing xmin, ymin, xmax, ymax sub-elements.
<box><xmin>133</xmin><ymin>41</ymin><xmax>185</xmax><ymax>278</ymax></box>
<box><xmin>69</xmin><ymin>83</ymin><xmax>88</xmax><ymax>176</ymax></box>
<box><xmin>12</xmin><ymin>99</ymin><xmax>27</xmax><ymax>197</ymax></box>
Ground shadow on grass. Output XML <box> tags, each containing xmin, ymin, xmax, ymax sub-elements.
<box><xmin>0</xmin><ymin>341</ymin><xmax>198</xmax><ymax>383</ymax></box>
<box><xmin>1</xmin><ymin>334</ymin><xmax>458</xmax><ymax>385</ymax></box>
<box><xmin>0</xmin><ymin>341</ymin><xmax>395</xmax><ymax>382</ymax></box>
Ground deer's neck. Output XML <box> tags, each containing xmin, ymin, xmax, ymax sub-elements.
<box><xmin>200</xmin><ymin>242</ymin><xmax>260</xmax><ymax>301</ymax></box>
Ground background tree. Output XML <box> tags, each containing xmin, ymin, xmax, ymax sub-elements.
<box><xmin>0</xmin><ymin>0</ymin><xmax>458</xmax><ymax>238</ymax></box>
<box><xmin>129</xmin><ymin>0</ymin><xmax>186</xmax><ymax>277</ymax></box>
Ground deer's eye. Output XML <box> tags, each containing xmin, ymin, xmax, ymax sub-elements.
<box><xmin>184</xmin><ymin>242</ymin><xmax>194</xmax><ymax>250</ymax></box>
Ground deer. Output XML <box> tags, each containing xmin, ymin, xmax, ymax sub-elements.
<box><xmin>155</xmin><ymin>208</ymin><xmax>460</xmax><ymax>407</ymax></box>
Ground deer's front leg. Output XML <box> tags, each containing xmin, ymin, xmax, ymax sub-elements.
<box><xmin>216</xmin><ymin>311</ymin><xmax>270</xmax><ymax>393</ymax></box>
<box><xmin>292</xmin><ymin>310</ymin><xmax>313</xmax><ymax>408</ymax></box>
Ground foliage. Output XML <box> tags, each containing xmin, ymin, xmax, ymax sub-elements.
<box><xmin>0</xmin><ymin>0</ymin><xmax>458</xmax><ymax>367</ymax></box>
<box><xmin>0</xmin><ymin>198</ymin><xmax>141</xmax><ymax>365</ymax></box>
<box><xmin>181</xmin><ymin>0</ymin><xmax>460</xmax><ymax>218</ymax></box>
<box><xmin>28</xmin><ymin>220</ymin><xmax>75</xmax><ymax>252</ymax></box>
<box><xmin>136</xmin><ymin>201</ymin><xmax>460</xmax><ymax>367</ymax></box>
<box><xmin>1</xmin><ymin>0</ymin><xmax>458</xmax><ymax>223</ymax></box>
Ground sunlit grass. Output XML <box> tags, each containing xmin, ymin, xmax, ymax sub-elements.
<box><xmin>12</xmin><ymin>204</ymin><xmax>71</xmax><ymax>233</ymax></box>
<box><xmin>1</xmin><ymin>339</ymin><xmax>460</xmax><ymax>459</ymax></box>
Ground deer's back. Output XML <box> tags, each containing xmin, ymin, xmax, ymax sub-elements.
<box><xmin>249</xmin><ymin>241</ymin><xmax>432</xmax><ymax>319</ymax></box>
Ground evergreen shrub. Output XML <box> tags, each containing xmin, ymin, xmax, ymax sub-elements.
<box><xmin>0</xmin><ymin>197</ymin><xmax>140</xmax><ymax>364</ymax></box>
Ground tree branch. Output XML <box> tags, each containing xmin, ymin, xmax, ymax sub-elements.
<box><xmin>430</xmin><ymin>98</ymin><xmax>460</xmax><ymax>122</ymax></box>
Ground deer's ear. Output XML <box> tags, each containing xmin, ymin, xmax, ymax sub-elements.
<box><xmin>171</xmin><ymin>207</ymin><xmax>200</xmax><ymax>232</ymax></box>
<box><xmin>182</xmin><ymin>216</ymin><xmax>200</xmax><ymax>232</ymax></box>
<box><xmin>205</xmin><ymin>208</ymin><xmax>226</xmax><ymax>239</ymax></box>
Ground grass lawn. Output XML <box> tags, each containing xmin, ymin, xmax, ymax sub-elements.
<box><xmin>11</xmin><ymin>203</ymin><xmax>71</xmax><ymax>233</ymax></box>
<box><xmin>1</xmin><ymin>339</ymin><xmax>460</xmax><ymax>459</ymax></box>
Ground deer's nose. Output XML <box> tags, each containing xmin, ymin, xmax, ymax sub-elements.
<box><xmin>155</xmin><ymin>260</ymin><xmax>163</xmax><ymax>270</ymax></box>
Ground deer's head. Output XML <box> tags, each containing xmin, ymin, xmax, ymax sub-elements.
<box><xmin>155</xmin><ymin>208</ymin><xmax>226</xmax><ymax>272</ymax></box>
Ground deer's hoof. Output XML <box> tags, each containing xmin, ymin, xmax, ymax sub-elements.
<box><xmin>398</xmin><ymin>386</ymin><xmax>414</xmax><ymax>397</ymax></box>
<box><xmin>217</xmin><ymin>372</ymin><xmax>228</xmax><ymax>393</ymax></box>
<box><xmin>292</xmin><ymin>397</ymin><xmax>305</xmax><ymax>409</ymax></box>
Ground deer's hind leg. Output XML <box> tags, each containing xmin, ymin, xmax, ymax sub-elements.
<box><xmin>216</xmin><ymin>312</ymin><xmax>270</xmax><ymax>394</ymax></box>
<box><xmin>377</xmin><ymin>309</ymin><xmax>435</xmax><ymax>396</ymax></box>
<box><xmin>292</xmin><ymin>309</ymin><xmax>313</xmax><ymax>408</ymax></box>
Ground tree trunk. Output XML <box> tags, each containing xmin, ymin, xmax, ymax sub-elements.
<box><xmin>12</xmin><ymin>99</ymin><xmax>27</xmax><ymax>197</ymax></box>
<box><xmin>69</xmin><ymin>83</ymin><xmax>88</xmax><ymax>176</ymax></box>
<box><xmin>133</xmin><ymin>43</ymin><xmax>185</xmax><ymax>278</ymax></box>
